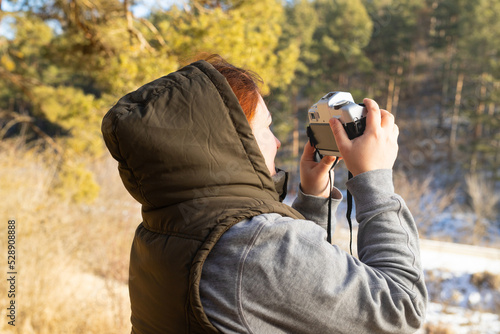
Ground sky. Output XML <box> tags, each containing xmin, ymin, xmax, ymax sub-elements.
<box><xmin>131</xmin><ymin>0</ymin><xmax>188</xmax><ymax>17</ymax></box>
<box><xmin>0</xmin><ymin>0</ymin><xmax>189</xmax><ymax>39</ymax></box>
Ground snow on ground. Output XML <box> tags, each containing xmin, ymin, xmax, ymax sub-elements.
<box><xmin>420</xmin><ymin>239</ymin><xmax>500</xmax><ymax>274</ymax></box>
<box><xmin>417</xmin><ymin>302</ymin><xmax>500</xmax><ymax>334</ymax></box>
<box><xmin>420</xmin><ymin>240</ymin><xmax>500</xmax><ymax>333</ymax></box>
<box><xmin>427</xmin><ymin>270</ymin><xmax>494</xmax><ymax>307</ymax></box>
<box><xmin>333</xmin><ymin>227</ymin><xmax>500</xmax><ymax>333</ymax></box>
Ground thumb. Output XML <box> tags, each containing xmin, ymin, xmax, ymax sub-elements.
<box><xmin>329</xmin><ymin>118</ymin><xmax>350</xmax><ymax>152</ymax></box>
<box><xmin>315</xmin><ymin>155</ymin><xmax>336</xmax><ymax>174</ymax></box>
<box><xmin>301</xmin><ymin>140</ymin><xmax>316</xmax><ymax>161</ymax></box>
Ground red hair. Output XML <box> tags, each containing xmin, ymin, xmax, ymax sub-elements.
<box><xmin>202</xmin><ymin>54</ymin><xmax>263</xmax><ymax>122</ymax></box>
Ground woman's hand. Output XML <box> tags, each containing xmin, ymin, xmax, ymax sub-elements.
<box><xmin>329</xmin><ymin>98</ymin><xmax>399</xmax><ymax>176</ymax></box>
<box><xmin>299</xmin><ymin>141</ymin><xmax>338</xmax><ymax>198</ymax></box>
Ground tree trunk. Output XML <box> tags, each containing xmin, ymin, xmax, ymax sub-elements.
<box><xmin>290</xmin><ymin>93</ymin><xmax>302</xmax><ymax>196</ymax></box>
<box><xmin>408</xmin><ymin>48</ymin><xmax>415</xmax><ymax>94</ymax></box>
<box><xmin>487</xmin><ymin>103</ymin><xmax>495</xmax><ymax>117</ymax></box>
<box><xmin>439</xmin><ymin>38</ymin><xmax>457</xmax><ymax>128</ymax></box>
<box><xmin>494</xmin><ymin>139</ymin><xmax>500</xmax><ymax>181</ymax></box>
<box><xmin>124</xmin><ymin>0</ymin><xmax>153</xmax><ymax>51</ymax></box>
<box><xmin>386</xmin><ymin>75</ymin><xmax>395</xmax><ymax>113</ymax></box>
<box><xmin>440</xmin><ymin>46</ymin><xmax>453</xmax><ymax>127</ymax></box>
<box><xmin>470</xmin><ymin>72</ymin><xmax>487</xmax><ymax>173</ymax></box>
<box><xmin>474</xmin><ymin>72</ymin><xmax>487</xmax><ymax>139</ymax></box>
<box><xmin>488</xmin><ymin>96</ymin><xmax>497</xmax><ymax>179</ymax></box>
<box><xmin>450</xmin><ymin>71</ymin><xmax>464</xmax><ymax>158</ymax></box>
<box><xmin>292</xmin><ymin>95</ymin><xmax>300</xmax><ymax>160</ymax></box>
<box><xmin>429</xmin><ymin>0</ymin><xmax>439</xmax><ymax>36</ymax></box>
<box><xmin>338</xmin><ymin>73</ymin><xmax>348</xmax><ymax>89</ymax></box>
<box><xmin>392</xmin><ymin>64</ymin><xmax>404</xmax><ymax>118</ymax></box>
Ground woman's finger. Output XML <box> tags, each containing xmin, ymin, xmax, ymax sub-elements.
<box><xmin>363</xmin><ymin>98</ymin><xmax>381</xmax><ymax>132</ymax></box>
<box><xmin>380</xmin><ymin>109</ymin><xmax>395</xmax><ymax>129</ymax></box>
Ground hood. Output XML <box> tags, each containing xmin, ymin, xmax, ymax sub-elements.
<box><xmin>101</xmin><ymin>60</ymin><xmax>279</xmax><ymax>214</ymax></box>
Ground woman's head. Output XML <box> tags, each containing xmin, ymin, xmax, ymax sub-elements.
<box><xmin>203</xmin><ymin>54</ymin><xmax>280</xmax><ymax>176</ymax></box>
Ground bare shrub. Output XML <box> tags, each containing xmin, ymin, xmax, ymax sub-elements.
<box><xmin>393</xmin><ymin>172</ymin><xmax>457</xmax><ymax>237</ymax></box>
<box><xmin>424</xmin><ymin>269</ymin><xmax>445</xmax><ymax>302</ymax></box>
<box><xmin>470</xmin><ymin>271</ymin><xmax>500</xmax><ymax>291</ymax></box>
<box><xmin>465</xmin><ymin>173</ymin><xmax>500</xmax><ymax>243</ymax></box>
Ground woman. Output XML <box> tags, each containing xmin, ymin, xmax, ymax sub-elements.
<box><xmin>101</xmin><ymin>55</ymin><xmax>427</xmax><ymax>334</ymax></box>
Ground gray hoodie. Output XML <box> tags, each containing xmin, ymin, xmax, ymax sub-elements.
<box><xmin>200</xmin><ymin>169</ymin><xmax>427</xmax><ymax>333</ymax></box>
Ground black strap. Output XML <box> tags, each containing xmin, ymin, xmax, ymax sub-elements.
<box><xmin>327</xmin><ymin>172</ymin><xmax>333</xmax><ymax>243</ymax></box>
<box><xmin>346</xmin><ymin>171</ymin><xmax>354</xmax><ymax>255</ymax></box>
<box><xmin>326</xmin><ymin>156</ymin><xmax>339</xmax><ymax>244</ymax></box>
<box><xmin>310</xmin><ymin>145</ymin><xmax>349</xmax><ymax>249</ymax></box>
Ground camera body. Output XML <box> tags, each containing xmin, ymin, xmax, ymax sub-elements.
<box><xmin>307</xmin><ymin>92</ymin><xmax>367</xmax><ymax>156</ymax></box>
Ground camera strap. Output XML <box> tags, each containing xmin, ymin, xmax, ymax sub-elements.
<box><xmin>325</xmin><ymin>157</ymin><xmax>354</xmax><ymax>256</ymax></box>
<box><xmin>326</xmin><ymin>156</ymin><xmax>339</xmax><ymax>244</ymax></box>
<box><xmin>327</xmin><ymin>170</ymin><xmax>333</xmax><ymax>244</ymax></box>
<box><xmin>312</xmin><ymin>146</ymin><xmax>353</xmax><ymax>255</ymax></box>
<box><xmin>346</xmin><ymin>171</ymin><xmax>354</xmax><ymax>255</ymax></box>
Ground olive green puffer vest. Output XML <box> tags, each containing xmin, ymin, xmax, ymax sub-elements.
<box><xmin>102</xmin><ymin>60</ymin><xmax>304</xmax><ymax>334</ymax></box>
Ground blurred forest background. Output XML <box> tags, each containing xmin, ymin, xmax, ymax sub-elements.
<box><xmin>0</xmin><ymin>0</ymin><xmax>499</xmax><ymax>333</ymax></box>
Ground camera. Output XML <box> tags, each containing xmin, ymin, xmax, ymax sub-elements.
<box><xmin>306</xmin><ymin>92</ymin><xmax>367</xmax><ymax>156</ymax></box>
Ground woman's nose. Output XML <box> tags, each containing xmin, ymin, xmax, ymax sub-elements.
<box><xmin>275</xmin><ymin>136</ymin><xmax>281</xmax><ymax>150</ymax></box>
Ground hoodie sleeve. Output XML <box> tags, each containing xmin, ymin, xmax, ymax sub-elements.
<box><xmin>247</xmin><ymin>169</ymin><xmax>427</xmax><ymax>333</ymax></box>
<box><xmin>200</xmin><ymin>169</ymin><xmax>427</xmax><ymax>334</ymax></box>
<box><xmin>291</xmin><ymin>185</ymin><xmax>342</xmax><ymax>232</ymax></box>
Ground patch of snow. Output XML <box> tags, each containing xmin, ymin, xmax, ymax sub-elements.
<box><xmin>420</xmin><ymin>239</ymin><xmax>500</xmax><ymax>274</ymax></box>
<box><xmin>417</xmin><ymin>302</ymin><xmax>500</xmax><ymax>334</ymax></box>
<box><xmin>425</xmin><ymin>269</ymin><xmax>500</xmax><ymax>312</ymax></box>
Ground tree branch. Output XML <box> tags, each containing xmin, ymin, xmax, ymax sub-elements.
<box><xmin>124</xmin><ymin>0</ymin><xmax>154</xmax><ymax>52</ymax></box>
<box><xmin>139</xmin><ymin>18</ymin><xmax>166</xmax><ymax>47</ymax></box>
<box><xmin>0</xmin><ymin>112</ymin><xmax>62</xmax><ymax>153</ymax></box>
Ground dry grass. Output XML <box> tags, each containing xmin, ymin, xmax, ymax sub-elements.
<box><xmin>469</xmin><ymin>271</ymin><xmax>500</xmax><ymax>313</ymax></box>
<box><xmin>0</xmin><ymin>141</ymin><xmax>140</xmax><ymax>333</ymax></box>
<box><xmin>423</xmin><ymin>322</ymin><xmax>456</xmax><ymax>334</ymax></box>
<box><xmin>470</xmin><ymin>271</ymin><xmax>500</xmax><ymax>291</ymax></box>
